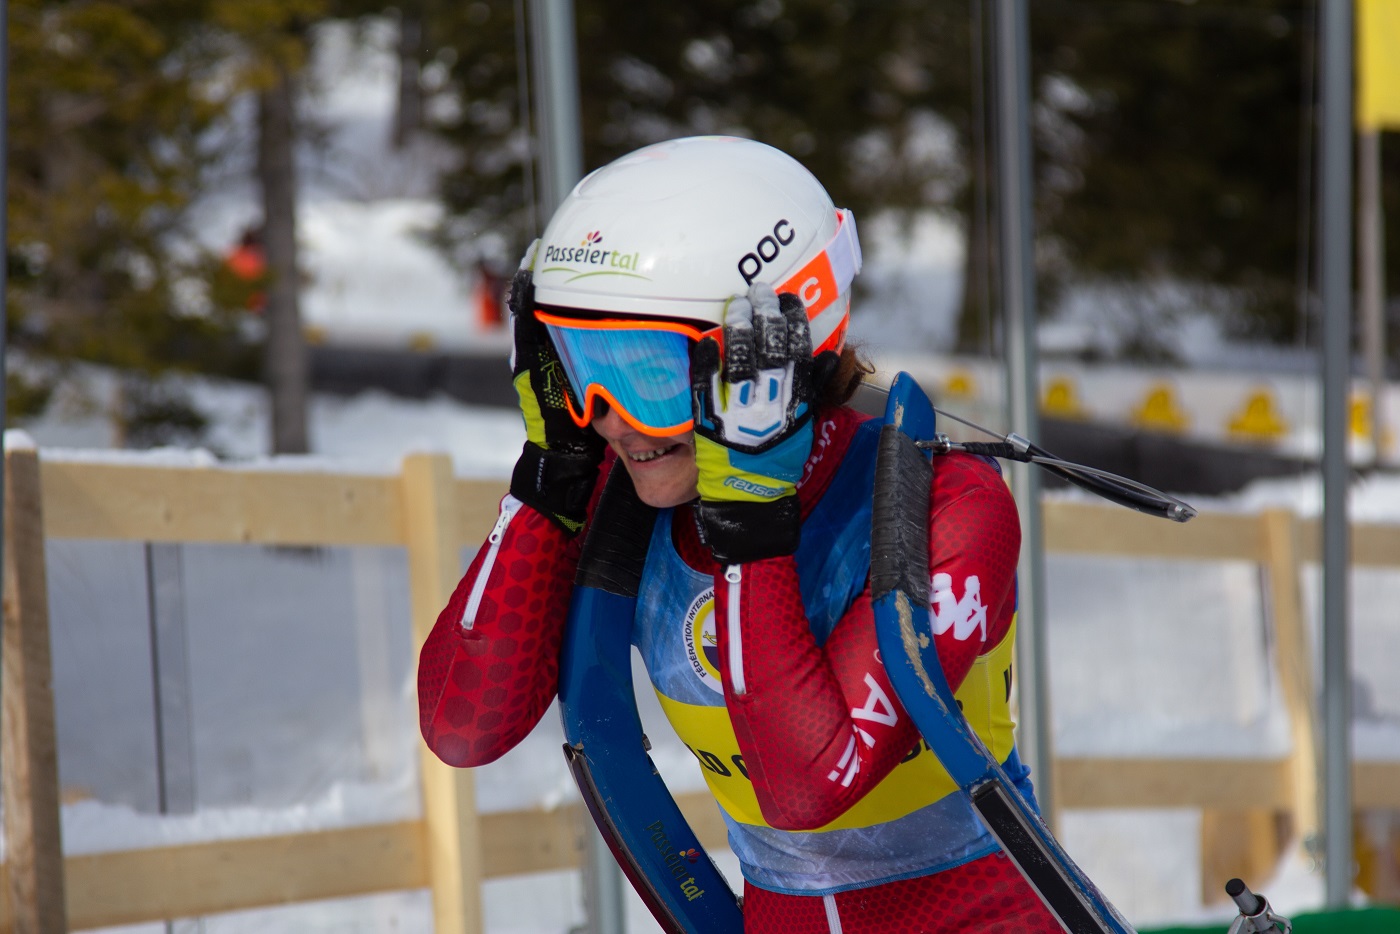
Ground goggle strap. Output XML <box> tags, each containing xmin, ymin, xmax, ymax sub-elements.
<box><xmin>775</xmin><ymin>209</ymin><xmax>861</xmax><ymax>326</ymax></box>
<box><xmin>536</xmin><ymin>310</ymin><xmax>715</xmax><ymax>341</ymax></box>
<box><xmin>827</xmin><ymin>209</ymin><xmax>862</xmax><ymax>292</ymax></box>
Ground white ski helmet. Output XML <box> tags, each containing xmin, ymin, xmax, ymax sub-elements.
<box><xmin>531</xmin><ymin>135</ymin><xmax>862</xmax><ymax>355</ymax></box>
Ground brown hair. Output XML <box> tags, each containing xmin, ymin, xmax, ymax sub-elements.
<box><xmin>818</xmin><ymin>344</ymin><xmax>876</xmax><ymax>409</ymax></box>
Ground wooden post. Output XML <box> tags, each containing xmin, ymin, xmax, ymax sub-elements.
<box><xmin>2</xmin><ymin>440</ymin><xmax>69</xmax><ymax>932</ymax></box>
<box><xmin>401</xmin><ymin>453</ymin><xmax>483</xmax><ymax>934</ymax></box>
<box><xmin>1199</xmin><ymin>810</ymin><xmax>1290</xmax><ymax>905</ymax></box>
<box><xmin>1198</xmin><ymin>510</ymin><xmax>1315</xmax><ymax>900</ymax></box>
<box><xmin>1262</xmin><ymin>509</ymin><xmax>1321</xmax><ymax>845</ymax></box>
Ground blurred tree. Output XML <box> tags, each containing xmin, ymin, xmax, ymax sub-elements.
<box><xmin>321</xmin><ymin>0</ymin><xmax>435</xmax><ymax>147</ymax></box>
<box><xmin>1026</xmin><ymin>0</ymin><xmax>1318</xmax><ymax>350</ymax></box>
<box><xmin>8</xmin><ymin>0</ymin><xmax>454</xmax><ymax>450</ymax></box>
<box><xmin>430</xmin><ymin>0</ymin><xmax>1400</xmax><ymax>363</ymax></box>
<box><xmin>6</xmin><ymin>0</ymin><xmax>258</xmax><ymax>443</ymax></box>
<box><xmin>207</xmin><ymin>0</ymin><xmax>334</xmax><ymax>454</ymax></box>
<box><xmin>428</xmin><ymin>0</ymin><xmax>978</xmax><ymax>274</ymax></box>
<box><xmin>390</xmin><ymin>0</ymin><xmax>428</xmax><ymax>147</ymax></box>
<box><xmin>219</xmin><ymin>0</ymin><xmax>448</xmax><ymax>451</ymax></box>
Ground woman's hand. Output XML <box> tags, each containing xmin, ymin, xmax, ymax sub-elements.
<box><xmin>689</xmin><ymin>283</ymin><xmax>819</xmax><ymax>563</ymax></box>
<box><xmin>507</xmin><ymin>245</ymin><xmax>605</xmax><ymax>534</ymax></box>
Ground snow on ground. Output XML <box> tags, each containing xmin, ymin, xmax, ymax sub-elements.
<box><xmin>22</xmin><ymin>366</ymin><xmax>525</xmax><ymax>478</ymax></box>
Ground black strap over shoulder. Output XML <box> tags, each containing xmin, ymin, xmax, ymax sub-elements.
<box><xmin>575</xmin><ymin>462</ymin><xmax>658</xmax><ymax>597</ymax></box>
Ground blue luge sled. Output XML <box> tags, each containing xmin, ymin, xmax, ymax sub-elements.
<box><xmin>870</xmin><ymin>372</ymin><xmax>1137</xmax><ymax>934</ymax></box>
<box><xmin>557</xmin><ymin>466</ymin><xmax>744</xmax><ymax>933</ymax></box>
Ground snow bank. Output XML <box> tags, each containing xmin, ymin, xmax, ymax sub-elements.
<box><xmin>19</xmin><ymin>370</ymin><xmax>525</xmax><ymax>479</ymax></box>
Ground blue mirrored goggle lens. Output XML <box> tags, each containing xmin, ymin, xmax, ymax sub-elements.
<box><xmin>544</xmin><ymin>323</ymin><xmax>694</xmax><ymax>431</ymax></box>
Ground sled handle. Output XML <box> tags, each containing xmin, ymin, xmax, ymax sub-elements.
<box><xmin>1224</xmin><ymin>878</ymin><xmax>1291</xmax><ymax>934</ymax></box>
<box><xmin>1226</xmin><ymin>878</ymin><xmax>1263</xmax><ymax>915</ymax></box>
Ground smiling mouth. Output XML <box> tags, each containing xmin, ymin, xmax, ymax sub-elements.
<box><xmin>627</xmin><ymin>443</ymin><xmax>682</xmax><ymax>463</ymax></box>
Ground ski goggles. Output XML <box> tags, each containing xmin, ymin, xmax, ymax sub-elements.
<box><xmin>535</xmin><ymin>208</ymin><xmax>861</xmax><ymax>437</ymax></box>
<box><xmin>537</xmin><ymin>311</ymin><xmax>712</xmax><ymax>436</ymax></box>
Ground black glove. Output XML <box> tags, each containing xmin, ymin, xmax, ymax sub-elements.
<box><xmin>507</xmin><ymin>248</ymin><xmax>605</xmax><ymax>534</ymax></box>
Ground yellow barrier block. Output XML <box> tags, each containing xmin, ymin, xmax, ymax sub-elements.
<box><xmin>303</xmin><ymin>324</ymin><xmax>329</xmax><ymax>346</ymax></box>
<box><xmin>1042</xmin><ymin>376</ymin><xmax>1087</xmax><ymax>419</ymax></box>
<box><xmin>1227</xmin><ymin>389</ymin><xmax>1289</xmax><ymax>442</ymax></box>
<box><xmin>1131</xmin><ymin>383</ymin><xmax>1189</xmax><ymax>433</ymax></box>
<box><xmin>1352</xmin><ymin>393</ymin><xmax>1370</xmax><ymax>439</ymax></box>
<box><xmin>1350</xmin><ymin>393</ymin><xmax>1395</xmax><ymax>452</ymax></box>
<box><xmin>409</xmin><ymin>332</ymin><xmax>438</xmax><ymax>352</ymax></box>
<box><xmin>943</xmin><ymin>371</ymin><xmax>977</xmax><ymax>400</ymax></box>
<box><xmin>1355</xmin><ymin>810</ymin><xmax>1400</xmax><ymax>902</ymax></box>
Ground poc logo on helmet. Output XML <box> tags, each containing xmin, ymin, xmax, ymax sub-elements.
<box><xmin>737</xmin><ymin>220</ymin><xmax>795</xmax><ymax>285</ymax></box>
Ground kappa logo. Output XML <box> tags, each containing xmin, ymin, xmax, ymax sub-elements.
<box><xmin>929</xmin><ymin>573</ymin><xmax>988</xmax><ymax>642</ymax></box>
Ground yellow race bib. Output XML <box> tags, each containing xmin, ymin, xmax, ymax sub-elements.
<box><xmin>656</xmin><ymin>620</ymin><xmax>1018</xmax><ymax>831</ymax></box>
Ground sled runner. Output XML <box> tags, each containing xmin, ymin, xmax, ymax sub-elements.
<box><xmin>557</xmin><ymin>466</ymin><xmax>745</xmax><ymax>933</ymax></box>
<box><xmin>871</xmin><ymin>372</ymin><xmax>1137</xmax><ymax>934</ymax></box>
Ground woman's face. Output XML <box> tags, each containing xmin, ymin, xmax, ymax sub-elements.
<box><xmin>592</xmin><ymin>406</ymin><xmax>699</xmax><ymax>508</ymax></box>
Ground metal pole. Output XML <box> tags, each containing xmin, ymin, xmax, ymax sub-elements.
<box><xmin>527</xmin><ymin>0</ymin><xmax>584</xmax><ymax>223</ymax></box>
<box><xmin>145</xmin><ymin>544</ymin><xmax>202</xmax><ymax>934</ymax></box>
<box><xmin>512</xmin><ymin>0</ymin><xmax>539</xmax><ymax>237</ymax></box>
<box><xmin>145</xmin><ymin>544</ymin><xmax>197</xmax><ymax>816</ymax></box>
<box><xmin>0</xmin><ymin>5</ymin><xmax>10</xmax><ymax>849</ymax></box>
<box><xmin>1316</xmin><ymin>0</ymin><xmax>1354</xmax><ymax>909</ymax></box>
<box><xmin>1</xmin><ymin>0</ymin><xmax>10</xmax><ymax>691</ymax></box>
<box><xmin>993</xmin><ymin>0</ymin><xmax>1054</xmax><ymax>827</ymax></box>
<box><xmin>525</xmin><ymin>5</ymin><xmax>623</xmax><ymax>931</ymax></box>
<box><xmin>1358</xmin><ymin>128</ymin><xmax>1386</xmax><ymax>467</ymax></box>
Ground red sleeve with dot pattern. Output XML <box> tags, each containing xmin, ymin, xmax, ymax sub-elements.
<box><xmin>417</xmin><ymin>500</ymin><xmax>583</xmax><ymax>767</ymax></box>
<box><xmin>716</xmin><ymin>451</ymin><xmax>1020</xmax><ymax>831</ymax></box>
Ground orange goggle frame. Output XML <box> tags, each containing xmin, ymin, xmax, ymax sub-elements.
<box><xmin>537</xmin><ymin>312</ymin><xmax>713</xmax><ymax>436</ymax></box>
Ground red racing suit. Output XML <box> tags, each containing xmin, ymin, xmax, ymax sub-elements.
<box><xmin>418</xmin><ymin>404</ymin><xmax>1059</xmax><ymax>932</ymax></box>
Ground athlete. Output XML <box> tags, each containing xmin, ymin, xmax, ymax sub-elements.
<box><xmin>418</xmin><ymin>136</ymin><xmax>1059</xmax><ymax>932</ymax></box>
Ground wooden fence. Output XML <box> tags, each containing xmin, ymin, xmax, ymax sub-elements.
<box><xmin>3</xmin><ymin>442</ymin><xmax>1399</xmax><ymax>932</ymax></box>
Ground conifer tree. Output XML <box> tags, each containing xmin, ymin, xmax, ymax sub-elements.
<box><xmin>429</xmin><ymin>0</ymin><xmax>974</xmax><ymax>271</ymax></box>
<box><xmin>212</xmin><ymin>0</ymin><xmax>422</xmax><ymax>451</ymax></box>
<box><xmin>1025</xmin><ymin>0</ymin><xmax>1318</xmax><ymax>348</ymax></box>
<box><xmin>206</xmin><ymin>0</ymin><xmax>335</xmax><ymax>454</ymax></box>
<box><xmin>427</xmin><ymin>0</ymin><xmax>1393</xmax><ymax>360</ymax></box>
<box><xmin>6</xmin><ymin>0</ymin><xmax>375</xmax><ymax>451</ymax></box>
<box><xmin>6</xmin><ymin>0</ymin><xmax>257</xmax><ymax>443</ymax></box>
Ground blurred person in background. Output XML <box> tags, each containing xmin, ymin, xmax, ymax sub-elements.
<box><xmin>225</xmin><ymin>225</ymin><xmax>268</xmax><ymax>314</ymax></box>
<box><xmin>473</xmin><ymin>256</ymin><xmax>507</xmax><ymax>330</ymax></box>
